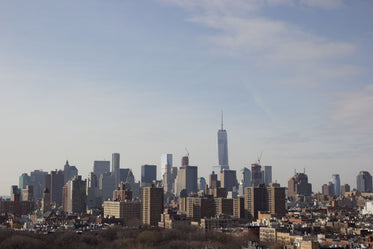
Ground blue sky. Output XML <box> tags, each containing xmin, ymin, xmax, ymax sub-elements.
<box><xmin>0</xmin><ymin>0</ymin><xmax>372</xmax><ymax>195</ymax></box>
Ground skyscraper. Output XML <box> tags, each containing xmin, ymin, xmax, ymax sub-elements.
<box><xmin>264</xmin><ymin>166</ymin><xmax>272</xmax><ymax>186</ymax></box>
<box><xmin>217</xmin><ymin>112</ymin><xmax>229</xmax><ymax>170</ymax></box>
<box><xmin>332</xmin><ymin>174</ymin><xmax>341</xmax><ymax>196</ymax></box>
<box><xmin>64</xmin><ymin>160</ymin><xmax>78</xmax><ymax>185</ymax></box>
<box><xmin>220</xmin><ymin>169</ymin><xmax>238</xmax><ymax>192</ymax></box>
<box><xmin>288</xmin><ymin>172</ymin><xmax>312</xmax><ymax>199</ymax></box>
<box><xmin>161</xmin><ymin>153</ymin><xmax>173</xmax><ymax>179</ymax></box>
<box><xmin>251</xmin><ymin>164</ymin><xmax>262</xmax><ymax>187</ymax></box>
<box><xmin>141</xmin><ymin>185</ymin><xmax>164</xmax><ymax>226</ymax></box>
<box><xmin>175</xmin><ymin>156</ymin><xmax>198</xmax><ymax>196</ymax></box>
<box><xmin>112</xmin><ymin>153</ymin><xmax>120</xmax><ymax>188</ymax></box>
<box><xmin>93</xmin><ymin>160</ymin><xmax>110</xmax><ymax>180</ymax></box>
<box><xmin>62</xmin><ymin>175</ymin><xmax>87</xmax><ymax>214</ymax></box>
<box><xmin>141</xmin><ymin>165</ymin><xmax>157</xmax><ymax>187</ymax></box>
<box><xmin>357</xmin><ymin>171</ymin><xmax>372</xmax><ymax>193</ymax></box>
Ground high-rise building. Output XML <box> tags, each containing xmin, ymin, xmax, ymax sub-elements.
<box><xmin>124</xmin><ymin>170</ymin><xmax>141</xmax><ymax>199</ymax></box>
<box><xmin>322</xmin><ymin>182</ymin><xmax>335</xmax><ymax>196</ymax></box>
<box><xmin>239</xmin><ymin>167</ymin><xmax>251</xmax><ymax>188</ymax></box>
<box><xmin>103</xmin><ymin>200</ymin><xmax>140</xmax><ymax>222</ymax></box>
<box><xmin>112</xmin><ymin>153</ymin><xmax>120</xmax><ymax>188</ymax></box>
<box><xmin>244</xmin><ymin>186</ymin><xmax>286</xmax><ymax>220</ymax></box>
<box><xmin>220</xmin><ymin>169</ymin><xmax>238</xmax><ymax>192</ymax></box>
<box><xmin>41</xmin><ymin>188</ymin><xmax>50</xmax><ymax>214</ymax></box>
<box><xmin>22</xmin><ymin>185</ymin><xmax>33</xmax><ymax>201</ymax></box>
<box><xmin>251</xmin><ymin>164</ymin><xmax>262</xmax><ymax>187</ymax></box>
<box><xmin>141</xmin><ymin>165</ymin><xmax>157</xmax><ymax>187</ymax></box>
<box><xmin>209</xmin><ymin>171</ymin><xmax>219</xmax><ymax>188</ymax></box>
<box><xmin>264</xmin><ymin>166</ymin><xmax>272</xmax><ymax>186</ymax></box>
<box><xmin>357</xmin><ymin>171</ymin><xmax>372</xmax><ymax>193</ymax></box>
<box><xmin>332</xmin><ymin>174</ymin><xmax>341</xmax><ymax>196</ymax></box>
<box><xmin>62</xmin><ymin>175</ymin><xmax>87</xmax><ymax>214</ymax></box>
<box><xmin>113</xmin><ymin>183</ymin><xmax>133</xmax><ymax>201</ymax></box>
<box><xmin>198</xmin><ymin>177</ymin><xmax>207</xmax><ymax>192</ymax></box>
<box><xmin>19</xmin><ymin>173</ymin><xmax>31</xmax><ymax>195</ymax></box>
<box><xmin>120</xmin><ymin>168</ymin><xmax>130</xmax><ymax>183</ymax></box>
<box><xmin>217</xmin><ymin>112</ymin><xmax>229</xmax><ymax>170</ymax></box>
<box><xmin>141</xmin><ymin>185</ymin><xmax>164</xmax><ymax>226</ymax></box>
<box><xmin>175</xmin><ymin>160</ymin><xmax>198</xmax><ymax>196</ymax></box>
<box><xmin>287</xmin><ymin>172</ymin><xmax>312</xmax><ymax>199</ymax></box>
<box><xmin>50</xmin><ymin>170</ymin><xmax>64</xmax><ymax>206</ymax></box>
<box><xmin>161</xmin><ymin>153</ymin><xmax>173</xmax><ymax>179</ymax></box>
<box><xmin>87</xmin><ymin>172</ymin><xmax>101</xmax><ymax>210</ymax></box>
<box><xmin>93</xmin><ymin>160</ymin><xmax>110</xmax><ymax>180</ymax></box>
<box><xmin>99</xmin><ymin>172</ymin><xmax>116</xmax><ymax>201</ymax></box>
<box><xmin>29</xmin><ymin>170</ymin><xmax>48</xmax><ymax>200</ymax></box>
<box><xmin>341</xmin><ymin>184</ymin><xmax>350</xmax><ymax>195</ymax></box>
<box><xmin>63</xmin><ymin>160</ymin><xmax>78</xmax><ymax>185</ymax></box>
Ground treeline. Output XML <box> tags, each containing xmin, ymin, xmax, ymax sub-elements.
<box><xmin>0</xmin><ymin>224</ymin><xmax>250</xmax><ymax>249</ymax></box>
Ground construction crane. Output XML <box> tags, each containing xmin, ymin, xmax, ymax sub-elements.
<box><xmin>257</xmin><ymin>152</ymin><xmax>263</xmax><ymax>165</ymax></box>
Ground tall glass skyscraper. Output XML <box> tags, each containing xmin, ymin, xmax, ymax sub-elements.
<box><xmin>217</xmin><ymin>112</ymin><xmax>229</xmax><ymax>170</ymax></box>
<box><xmin>332</xmin><ymin>174</ymin><xmax>341</xmax><ymax>196</ymax></box>
<box><xmin>161</xmin><ymin>153</ymin><xmax>173</xmax><ymax>178</ymax></box>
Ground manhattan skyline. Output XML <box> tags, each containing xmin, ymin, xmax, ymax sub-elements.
<box><xmin>1</xmin><ymin>0</ymin><xmax>373</xmax><ymax>195</ymax></box>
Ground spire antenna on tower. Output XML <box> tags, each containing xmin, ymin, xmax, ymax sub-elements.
<box><xmin>221</xmin><ymin>110</ymin><xmax>224</xmax><ymax>130</ymax></box>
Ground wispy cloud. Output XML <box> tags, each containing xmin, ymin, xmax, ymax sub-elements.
<box><xmin>158</xmin><ymin>0</ymin><xmax>357</xmax><ymax>87</ymax></box>
<box><xmin>330</xmin><ymin>84</ymin><xmax>373</xmax><ymax>133</ymax></box>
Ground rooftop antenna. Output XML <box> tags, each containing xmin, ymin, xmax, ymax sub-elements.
<box><xmin>185</xmin><ymin>147</ymin><xmax>189</xmax><ymax>157</ymax></box>
<box><xmin>221</xmin><ymin>110</ymin><xmax>224</xmax><ymax>130</ymax></box>
<box><xmin>304</xmin><ymin>168</ymin><xmax>305</xmax><ymax>174</ymax></box>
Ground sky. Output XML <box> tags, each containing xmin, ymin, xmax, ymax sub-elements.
<box><xmin>0</xmin><ymin>0</ymin><xmax>372</xmax><ymax>195</ymax></box>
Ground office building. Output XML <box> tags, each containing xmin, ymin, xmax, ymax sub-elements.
<box><xmin>41</xmin><ymin>188</ymin><xmax>50</xmax><ymax>214</ymax></box>
<box><xmin>112</xmin><ymin>153</ymin><xmax>120</xmax><ymax>188</ymax></box>
<box><xmin>209</xmin><ymin>171</ymin><xmax>219</xmax><ymax>188</ymax></box>
<box><xmin>99</xmin><ymin>172</ymin><xmax>116</xmax><ymax>201</ymax></box>
<box><xmin>161</xmin><ymin>153</ymin><xmax>173</xmax><ymax>179</ymax></box>
<box><xmin>50</xmin><ymin>169</ymin><xmax>64</xmax><ymax>206</ymax></box>
<box><xmin>86</xmin><ymin>172</ymin><xmax>101</xmax><ymax>210</ymax></box>
<box><xmin>341</xmin><ymin>184</ymin><xmax>350</xmax><ymax>196</ymax></box>
<box><xmin>175</xmin><ymin>161</ymin><xmax>198</xmax><ymax>196</ymax></box>
<box><xmin>93</xmin><ymin>160</ymin><xmax>110</xmax><ymax>180</ymax></box>
<box><xmin>198</xmin><ymin>177</ymin><xmax>206</xmax><ymax>192</ymax></box>
<box><xmin>287</xmin><ymin>172</ymin><xmax>312</xmax><ymax>199</ymax></box>
<box><xmin>239</xmin><ymin>167</ymin><xmax>251</xmax><ymax>188</ymax></box>
<box><xmin>217</xmin><ymin>112</ymin><xmax>229</xmax><ymax>170</ymax></box>
<box><xmin>251</xmin><ymin>164</ymin><xmax>262</xmax><ymax>187</ymax></box>
<box><xmin>120</xmin><ymin>168</ymin><xmax>130</xmax><ymax>183</ymax></box>
<box><xmin>332</xmin><ymin>174</ymin><xmax>341</xmax><ymax>196</ymax></box>
<box><xmin>62</xmin><ymin>175</ymin><xmax>87</xmax><ymax>214</ymax></box>
<box><xmin>141</xmin><ymin>164</ymin><xmax>157</xmax><ymax>187</ymax></box>
<box><xmin>63</xmin><ymin>160</ymin><xmax>78</xmax><ymax>185</ymax></box>
<box><xmin>124</xmin><ymin>170</ymin><xmax>140</xmax><ymax>199</ymax></box>
<box><xmin>322</xmin><ymin>182</ymin><xmax>335</xmax><ymax>196</ymax></box>
<box><xmin>220</xmin><ymin>169</ymin><xmax>238</xmax><ymax>192</ymax></box>
<box><xmin>357</xmin><ymin>171</ymin><xmax>372</xmax><ymax>193</ymax></box>
<box><xmin>141</xmin><ymin>185</ymin><xmax>164</xmax><ymax>226</ymax></box>
<box><xmin>264</xmin><ymin>166</ymin><xmax>272</xmax><ymax>186</ymax></box>
<box><xmin>22</xmin><ymin>185</ymin><xmax>33</xmax><ymax>201</ymax></box>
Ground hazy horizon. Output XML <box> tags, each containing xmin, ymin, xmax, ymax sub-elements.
<box><xmin>1</xmin><ymin>0</ymin><xmax>372</xmax><ymax>195</ymax></box>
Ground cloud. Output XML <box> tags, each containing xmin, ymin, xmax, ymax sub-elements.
<box><xmin>158</xmin><ymin>0</ymin><xmax>357</xmax><ymax>87</ymax></box>
<box><xmin>330</xmin><ymin>84</ymin><xmax>373</xmax><ymax>133</ymax></box>
<box><xmin>300</xmin><ymin>0</ymin><xmax>345</xmax><ymax>9</ymax></box>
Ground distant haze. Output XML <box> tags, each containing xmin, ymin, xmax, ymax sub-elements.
<box><xmin>0</xmin><ymin>0</ymin><xmax>372</xmax><ymax>195</ymax></box>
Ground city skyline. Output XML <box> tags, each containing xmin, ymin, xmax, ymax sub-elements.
<box><xmin>1</xmin><ymin>0</ymin><xmax>373</xmax><ymax>195</ymax></box>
